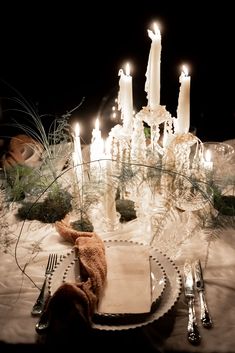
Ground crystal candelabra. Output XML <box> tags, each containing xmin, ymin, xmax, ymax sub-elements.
<box><xmin>73</xmin><ymin>21</ymin><xmax>215</xmax><ymax>233</ymax></box>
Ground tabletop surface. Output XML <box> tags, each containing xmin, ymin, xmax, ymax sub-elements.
<box><xmin>0</xmin><ymin>139</ymin><xmax>235</xmax><ymax>352</ymax></box>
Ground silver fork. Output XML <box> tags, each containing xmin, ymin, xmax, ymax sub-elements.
<box><xmin>31</xmin><ymin>253</ymin><xmax>57</xmax><ymax>316</ymax></box>
<box><xmin>35</xmin><ymin>254</ymin><xmax>64</xmax><ymax>334</ymax></box>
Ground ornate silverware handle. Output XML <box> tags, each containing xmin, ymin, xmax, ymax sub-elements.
<box><xmin>199</xmin><ymin>291</ymin><xmax>213</xmax><ymax>328</ymax></box>
<box><xmin>31</xmin><ymin>253</ymin><xmax>57</xmax><ymax>317</ymax></box>
<box><xmin>31</xmin><ymin>278</ymin><xmax>47</xmax><ymax>316</ymax></box>
<box><xmin>187</xmin><ymin>297</ymin><xmax>201</xmax><ymax>345</ymax></box>
<box><xmin>35</xmin><ymin>308</ymin><xmax>50</xmax><ymax>335</ymax></box>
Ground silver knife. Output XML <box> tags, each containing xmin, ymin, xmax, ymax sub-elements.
<box><xmin>194</xmin><ymin>259</ymin><xmax>213</xmax><ymax>328</ymax></box>
<box><xmin>183</xmin><ymin>260</ymin><xmax>201</xmax><ymax>345</ymax></box>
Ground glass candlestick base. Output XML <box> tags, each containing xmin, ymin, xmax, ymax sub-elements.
<box><xmin>102</xmin><ymin>212</ymin><xmax>121</xmax><ymax>232</ymax></box>
<box><xmin>87</xmin><ymin>205</ymin><xmax>120</xmax><ymax>234</ymax></box>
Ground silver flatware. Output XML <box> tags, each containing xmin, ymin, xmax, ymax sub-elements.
<box><xmin>183</xmin><ymin>260</ymin><xmax>201</xmax><ymax>345</ymax></box>
<box><xmin>35</xmin><ymin>310</ymin><xmax>50</xmax><ymax>334</ymax></box>
<box><xmin>35</xmin><ymin>253</ymin><xmax>69</xmax><ymax>334</ymax></box>
<box><xmin>31</xmin><ymin>253</ymin><xmax>57</xmax><ymax>316</ymax></box>
<box><xmin>194</xmin><ymin>259</ymin><xmax>213</xmax><ymax>328</ymax></box>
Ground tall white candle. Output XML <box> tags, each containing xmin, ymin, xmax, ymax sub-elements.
<box><xmin>118</xmin><ymin>63</ymin><xmax>133</xmax><ymax>131</ymax></box>
<box><xmin>73</xmin><ymin>122</ymin><xmax>83</xmax><ymax>183</ymax></box>
<box><xmin>90</xmin><ymin>118</ymin><xmax>104</xmax><ymax>162</ymax></box>
<box><xmin>145</xmin><ymin>23</ymin><xmax>161</xmax><ymax>110</ymax></box>
<box><xmin>103</xmin><ymin>138</ymin><xmax>117</xmax><ymax>224</ymax></box>
<box><xmin>104</xmin><ymin>161</ymin><xmax>117</xmax><ymax>222</ymax></box>
<box><xmin>176</xmin><ymin>65</ymin><xmax>191</xmax><ymax>134</ymax></box>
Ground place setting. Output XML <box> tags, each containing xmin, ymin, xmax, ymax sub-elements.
<box><xmin>44</xmin><ymin>240</ymin><xmax>182</xmax><ymax>331</ymax></box>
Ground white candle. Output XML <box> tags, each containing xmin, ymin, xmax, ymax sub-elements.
<box><xmin>176</xmin><ymin>65</ymin><xmax>191</xmax><ymax>134</ymax></box>
<box><xmin>90</xmin><ymin>118</ymin><xmax>104</xmax><ymax>161</ymax></box>
<box><xmin>93</xmin><ymin>118</ymin><xmax>101</xmax><ymax>140</ymax></box>
<box><xmin>73</xmin><ymin>122</ymin><xmax>83</xmax><ymax>183</ymax></box>
<box><xmin>118</xmin><ymin>63</ymin><xmax>133</xmax><ymax>131</ymax></box>
<box><xmin>145</xmin><ymin>23</ymin><xmax>161</xmax><ymax>110</ymax></box>
<box><xmin>204</xmin><ymin>149</ymin><xmax>213</xmax><ymax>171</ymax></box>
<box><xmin>105</xmin><ymin>162</ymin><xmax>117</xmax><ymax>219</ymax></box>
<box><xmin>104</xmin><ymin>139</ymin><xmax>117</xmax><ymax>223</ymax></box>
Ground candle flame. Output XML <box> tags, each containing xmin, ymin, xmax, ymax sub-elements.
<box><xmin>147</xmin><ymin>22</ymin><xmax>161</xmax><ymax>40</ymax></box>
<box><xmin>95</xmin><ymin>118</ymin><xmax>100</xmax><ymax>130</ymax></box>
<box><xmin>182</xmin><ymin>65</ymin><xmax>189</xmax><ymax>76</ymax></box>
<box><xmin>153</xmin><ymin>22</ymin><xmax>160</xmax><ymax>36</ymax></box>
<box><xmin>205</xmin><ymin>149</ymin><xmax>212</xmax><ymax>162</ymax></box>
<box><xmin>125</xmin><ymin>62</ymin><xmax>130</xmax><ymax>76</ymax></box>
<box><xmin>75</xmin><ymin>122</ymin><xmax>80</xmax><ymax>137</ymax></box>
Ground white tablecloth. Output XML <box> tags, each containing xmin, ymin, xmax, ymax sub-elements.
<box><xmin>0</xmin><ymin>140</ymin><xmax>235</xmax><ymax>352</ymax></box>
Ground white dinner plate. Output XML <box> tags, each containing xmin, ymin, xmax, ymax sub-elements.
<box><xmin>49</xmin><ymin>241</ymin><xmax>166</xmax><ymax>317</ymax></box>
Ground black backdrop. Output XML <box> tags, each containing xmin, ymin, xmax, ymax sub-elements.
<box><xmin>1</xmin><ymin>1</ymin><xmax>234</xmax><ymax>143</ymax></box>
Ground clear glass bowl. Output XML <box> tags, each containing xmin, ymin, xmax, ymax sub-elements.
<box><xmin>202</xmin><ymin>142</ymin><xmax>234</xmax><ymax>164</ymax></box>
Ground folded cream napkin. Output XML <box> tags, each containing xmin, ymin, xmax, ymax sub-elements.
<box><xmin>97</xmin><ymin>244</ymin><xmax>152</xmax><ymax>314</ymax></box>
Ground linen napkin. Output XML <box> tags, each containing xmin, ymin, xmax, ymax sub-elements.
<box><xmin>97</xmin><ymin>244</ymin><xmax>152</xmax><ymax>314</ymax></box>
<box><xmin>42</xmin><ymin>219</ymin><xmax>108</xmax><ymax>330</ymax></box>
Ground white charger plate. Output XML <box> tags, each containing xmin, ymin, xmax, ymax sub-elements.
<box><xmin>49</xmin><ymin>241</ymin><xmax>166</xmax><ymax>314</ymax></box>
<box><xmin>48</xmin><ymin>240</ymin><xmax>182</xmax><ymax>330</ymax></box>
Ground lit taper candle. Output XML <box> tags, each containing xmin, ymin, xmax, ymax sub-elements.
<box><xmin>73</xmin><ymin>122</ymin><xmax>83</xmax><ymax>183</ymax></box>
<box><xmin>118</xmin><ymin>62</ymin><xmax>133</xmax><ymax>131</ymax></box>
<box><xmin>145</xmin><ymin>22</ymin><xmax>161</xmax><ymax>110</ymax></box>
<box><xmin>176</xmin><ymin>65</ymin><xmax>191</xmax><ymax>134</ymax></box>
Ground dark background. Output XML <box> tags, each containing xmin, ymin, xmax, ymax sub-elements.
<box><xmin>0</xmin><ymin>1</ymin><xmax>234</xmax><ymax>144</ymax></box>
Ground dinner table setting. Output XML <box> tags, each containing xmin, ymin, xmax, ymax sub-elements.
<box><xmin>1</xmin><ymin>20</ymin><xmax>235</xmax><ymax>353</ymax></box>
<box><xmin>0</xmin><ymin>132</ymin><xmax>235</xmax><ymax>353</ymax></box>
